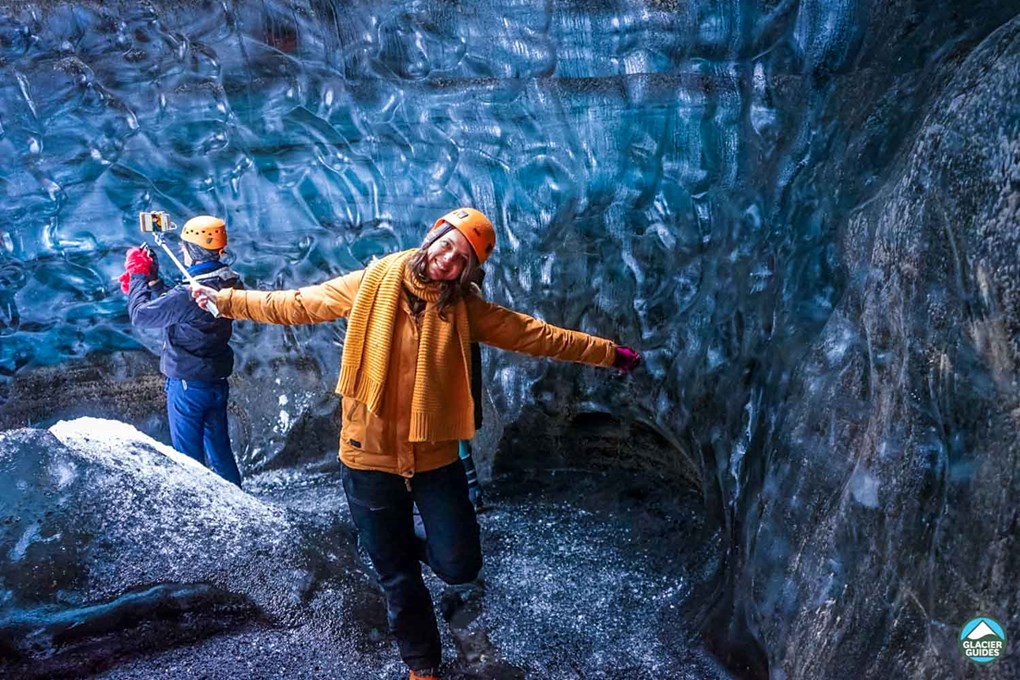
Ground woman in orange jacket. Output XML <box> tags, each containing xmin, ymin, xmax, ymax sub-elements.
<box><xmin>192</xmin><ymin>208</ymin><xmax>640</xmax><ymax>680</ymax></box>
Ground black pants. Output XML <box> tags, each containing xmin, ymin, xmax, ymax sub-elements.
<box><xmin>341</xmin><ymin>460</ymin><xmax>482</xmax><ymax>671</ymax></box>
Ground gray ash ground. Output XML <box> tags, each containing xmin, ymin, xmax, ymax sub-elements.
<box><xmin>95</xmin><ymin>467</ymin><xmax>733</xmax><ymax>680</ymax></box>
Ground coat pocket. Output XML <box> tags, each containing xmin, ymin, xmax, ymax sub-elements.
<box><xmin>341</xmin><ymin>397</ymin><xmax>367</xmax><ymax>450</ymax></box>
<box><xmin>341</xmin><ymin>398</ymin><xmax>385</xmax><ymax>454</ymax></box>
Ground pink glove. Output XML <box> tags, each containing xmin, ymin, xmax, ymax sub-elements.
<box><xmin>118</xmin><ymin>271</ymin><xmax>132</xmax><ymax>293</ymax></box>
<box><xmin>124</xmin><ymin>247</ymin><xmax>155</xmax><ymax>277</ymax></box>
<box><xmin>612</xmin><ymin>346</ymin><xmax>641</xmax><ymax>373</ymax></box>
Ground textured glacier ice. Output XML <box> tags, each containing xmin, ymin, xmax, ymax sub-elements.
<box><xmin>1</xmin><ymin>1</ymin><xmax>1019</xmax><ymax>678</ymax></box>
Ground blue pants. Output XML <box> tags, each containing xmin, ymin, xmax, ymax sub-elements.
<box><xmin>341</xmin><ymin>460</ymin><xmax>482</xmax><ymax>672</ymax></box>
<box><xmin>165</xmin><ymin>378</ymin><xmax>241</xmax><ymax>487</ymax></box>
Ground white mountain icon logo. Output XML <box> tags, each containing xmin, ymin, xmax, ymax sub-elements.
<box><xmin>967</xmin><ymin>621</ymin><xmax>1001</xmax><ymax>640</ymax></box>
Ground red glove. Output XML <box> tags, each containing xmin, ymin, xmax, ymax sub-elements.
<box><xmin>125</xmin><ymin>247</ymin><xmax>156</xmax><ymax>276</ymax></box>
<box><xmin>612</xmin><ymin>346</ymin><xmax>641</xmax><ymax>373</ymax></box>
<box><xmin>119</xmin><ymin>247</ymin><xmax>157</xmax><ymax>293</ymax></box>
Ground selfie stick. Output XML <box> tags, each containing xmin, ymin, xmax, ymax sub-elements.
<box><xmin>152</xmin><ymin>231</ymin><xmax>220</xmax><ymax>318</ymax></box>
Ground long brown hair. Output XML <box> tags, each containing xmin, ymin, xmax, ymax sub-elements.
<box><xmin>407</xmin><ymin>223</ymin><xmax>480</xmax><ymax>320</ymax></box>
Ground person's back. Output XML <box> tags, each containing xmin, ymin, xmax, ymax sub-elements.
<box><xmin>120</xmin><ymin>215</ymin><xmax>244</xmax><ymax>486</ymax></box>
<box><xmin>129</xmin><ymin>261</ymin><xmax>239</xmax><ymax>379</ymax></box>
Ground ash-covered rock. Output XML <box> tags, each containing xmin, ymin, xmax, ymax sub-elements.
<box><xmin>0</xmin><ymin>418</ymin><xmax>380</xmax><ymax>678</ymax></box>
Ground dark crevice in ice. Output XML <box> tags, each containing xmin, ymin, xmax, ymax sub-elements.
<box><xmin>494</xmin><ymin>406</ymin><xmax>701</xmax><ymax>489</ymax></box>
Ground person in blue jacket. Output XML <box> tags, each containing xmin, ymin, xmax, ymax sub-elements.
<box><xmin>120</xmin><ymin>215</ymin><xmax>244</xmax><ymax>486</ymax></box>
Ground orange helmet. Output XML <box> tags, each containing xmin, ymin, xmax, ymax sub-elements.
<box><xmin>181</xmin><ymin>215</ymin><xmax>227</xmax><ymax>251</ymax></box>
<box><xmin>432</xmin><ymin>208</ymin><xmax>496</xmax><ymax>264</ymax></box>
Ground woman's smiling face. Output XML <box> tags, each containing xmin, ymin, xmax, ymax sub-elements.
<box><xmin>424</xmin><ymin>227</ymin><xmax>473</xmax><ymax>282</ymax></box>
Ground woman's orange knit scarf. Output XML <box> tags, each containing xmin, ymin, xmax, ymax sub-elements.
<box><xmin>336</xmin><ymin>249</ymin><xmax>474</xmax><ymax>443</ymax></box>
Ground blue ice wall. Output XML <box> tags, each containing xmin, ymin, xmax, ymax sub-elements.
<box><xmin>0</xmin><ymin>0</ymin><xmax>877</xmax><ymax>491</ymax></box>
<box><xmin>0</xmin><ymin>1</ymin><xmax>859</xmax><ymax>390</ymax></box>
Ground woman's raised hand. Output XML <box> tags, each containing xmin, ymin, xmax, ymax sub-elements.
<box><xmin>191</xmin><ymin>284</ymin><xmax>218</xmax><ymax>312</ymax></box>
<box><xmin>612</xmin><ymin>346</ymin><xmax>641</xmax><ymax>374</ymax></box>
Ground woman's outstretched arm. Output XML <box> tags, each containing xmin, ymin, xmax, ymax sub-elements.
<box><xmin>465</xmin><ymin>296</ymin><xmax>617</xmax><ymax>367</ymax></box>
<box><xmin>194</xmin><ymin>270</ymin><xmax>366</xmax><ymax>325</ymax></box>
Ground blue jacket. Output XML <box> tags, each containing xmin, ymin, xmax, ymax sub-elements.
<box><xmin>127</xmin><ymin>261</ymin><xmax>243</xmax><ymax>381</ymax></box>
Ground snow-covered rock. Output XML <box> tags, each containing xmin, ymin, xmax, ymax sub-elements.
<box><xmin>0</xmin><ymin>418</ymin><xmax>377</xmax><ymax>677</ymax></box>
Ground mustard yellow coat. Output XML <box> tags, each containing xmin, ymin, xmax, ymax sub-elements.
<box><xmin>215</xmin><ymin>268</ymin><xmax>617</xmax><ymax>478</ymax></box>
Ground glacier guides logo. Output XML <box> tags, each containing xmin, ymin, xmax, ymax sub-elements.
<box><xmin>959</xmin><ymin>616</ymin><xmax>1006</xmax><ymax>665</ymax></box>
